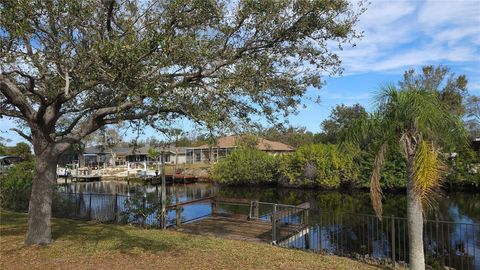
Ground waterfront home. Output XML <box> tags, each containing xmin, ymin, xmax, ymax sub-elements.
<box><xmin>83</xmin><ymin>145</ymin><xmax>187</xmax><ymax>167</ymax></box>
<box><xmin>58</xmin><ymin>144</ymin><xmax>187</xmax><ymax>168</ymax></box>
<box><xmin>0</xmin><ymin>155</ymin><xmax>22</xmax><ymax>174</ymax></box>
<box><xmin>185</xmin><ymin>135</ymin><xmax>294</xmax><ymax>164</ymax></box>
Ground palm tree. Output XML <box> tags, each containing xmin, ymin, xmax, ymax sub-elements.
<box><xmin>351</xmin><ymin>86</ymin><xmax>466</xmax><ymax>270</ymax></box>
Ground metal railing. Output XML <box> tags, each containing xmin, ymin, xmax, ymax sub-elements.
<box><xmin>275</xmin><ymin>209</ymin><xmax>479</xmax><ymax>270</ymax></box>
<box><xmin>52</xmin><ymin>192</ymin><xmax>479</xmax><ymax>270</ymax></box>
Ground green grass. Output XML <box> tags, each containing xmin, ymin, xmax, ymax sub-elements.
<box><xmin>0</xmin><ymin>210</ymin><xmax>386</xmax><ymax>270</ymax></box>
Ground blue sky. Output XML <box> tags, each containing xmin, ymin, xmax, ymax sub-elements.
<box><xmin>1</xmin><ymin>0</ymin><xmax>479</xmax><ymax>145</ymax></box>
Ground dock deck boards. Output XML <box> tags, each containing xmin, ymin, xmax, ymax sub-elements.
<box><xmin>175</xmin><ymin>216</ymin><xmax>304</xmax><ymax>243</ymax></box>
<box><xmin>176</xmin><ymin>216</ymin><xmax>273</xmax><ymax>242</ymax></box>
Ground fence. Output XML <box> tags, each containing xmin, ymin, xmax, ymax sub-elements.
<box><xmin>275</xmin><ymin>209</ymin><xmax>479</xmax><ymax>270</ymax></box>
<box><xmin>54</xmin><ymin>191</ymin><xmax>175</xmax><ymax>227</ymax></box>
<box><xmin>52</xmin><ymin>192</ymin><xmax>479</xmax><ymax>270</ymax></box>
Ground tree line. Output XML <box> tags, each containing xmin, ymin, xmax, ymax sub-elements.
<box><xmin>212</xmin><ymin>66</ymin><xmax>480</xmax><ymax>190</ymax></box>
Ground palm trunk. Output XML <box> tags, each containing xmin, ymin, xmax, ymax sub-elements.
<box><xmin>406</xmin><ymin>155</ymin><xmax>425</xmax><ymax>270</ymax></box>
<box><xmin>25</xmin><ymin>146</ymin><xmax>59</xmax><ymax>245</ymax></box>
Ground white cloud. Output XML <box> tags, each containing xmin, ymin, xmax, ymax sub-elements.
<box><xmin>417</xmin><ymin>0</ymin><xmax>480</xmax><ymax>29</ymax></box>
<box><xmin>338</xmin><ymin>0</ymin><xmax>480</xmax><ymax>74</ymax></box>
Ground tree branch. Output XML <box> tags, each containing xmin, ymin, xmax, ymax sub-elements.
<box><xmin>10</xmin><ymin>128</ymin><xmax>33</xmax><ymax>142</ymax></box>
<box><xmin>0</xmin><ymin>74</ymin><xmax>35</xmax><ymax>121</ymax></box>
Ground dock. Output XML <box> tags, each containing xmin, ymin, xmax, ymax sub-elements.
<box><xmin>169</xmin><ymin>197</ymin><xmax>310</xmax><ymax>244</ymax></box>
<box><xmin>177</xmin><ymin>216</ymin><xmax>273</xmax><ymax>242</ymax></box>
<box><xmin>143</xmin><ymin>173</ymin><xmax>199</xmax><ymax>184</ymax></box>
<box><xmin>72</xmin><ymin>175</ymin><xmax>101</xmax><ymax>182</ymax></box>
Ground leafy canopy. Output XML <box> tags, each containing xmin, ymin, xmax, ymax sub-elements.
<box><xmin>0</xmin><ymin>0</ymin><xmax>365</xmax><ymax>156</ymax></box>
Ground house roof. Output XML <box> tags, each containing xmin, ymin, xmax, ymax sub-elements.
<box><xmin>0</xmin><ymin>155</ymin><xmax>20</xmax><ymax>160</ymax></box>
<box><xmin>194</xmin><ymin>135</ymin><xmax>295</xmax><ymax>151</ymax></box>
<box><xmin>84</xmin><ymin>145</ymin><xmax>186</xmax><ymax>155</ymax></box>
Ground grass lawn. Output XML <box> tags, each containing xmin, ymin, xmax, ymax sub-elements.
<box><xmin>0</xmin><ymin>210</ymin><xmax>386</xmax><ymax>270</ymax></box>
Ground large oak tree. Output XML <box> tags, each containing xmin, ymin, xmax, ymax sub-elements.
<box><xmin>0</xmin><ymin>0</ymin><xmax>363</xmax><ymax>244</ymax></box>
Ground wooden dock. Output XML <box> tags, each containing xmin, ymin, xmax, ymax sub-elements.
<box><xmin>72</xmin><ymin>175</ymin><xmax>101</xmax><ymax>182</ymax></box>
<box><xmin>170</xmin><ymin>197</ymin><xmax>310</xmax><ymax>244</ymax></box>
<box><xmin>144</xmin><ymin>173</ymin><xmax>198</xmax><ymax>185</ymax></box>
<box><xmin>176</xmin><ymin>216</ymin><xmax>273</xmax><ymax>242</ymax></box>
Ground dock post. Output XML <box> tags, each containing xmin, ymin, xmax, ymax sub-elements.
<box><xmin>391</xmin><ymin>215</ymin><xmax>396</xmax><ymax>267</ymax></box>
<box><xmin>319</xmin><ymin>213</ymin><xmax>322</xmax><ymax>251</ymax></box>
<box><xmin>305</xmin><ymin>209</ymin><xmax>309</xmax><ymax>225</ymax></box>
<box><xmin>176</xmin><ymin>206</ymin><xmax>182</xmax><ymax>227</ymax></box>
<box><xmin>88</xmin><ymin>194</ymin><xmax>92</xmax><ymax>220</ymax></box>
<box><xmin>160</xmin><ymin>152</ymin><xmax>167</xmax><ymax>229</ymax></box>
<box><xmin>272</xmin><ymin>204</ymin><xmax>277</xmax><ymax>244</ymax></box>
<box><xmin>142</xmin><ymin>195</ymin><xmax>146</xmax><ymax>227</ymax></box>
<box><xmin>304</xmin><ymin>228</ymin><xmax>310</xmax><ymax>249</ymax></box>
<box><xmin>77</xmin><ymin>192</ymin><xmax>83</xmax><ymax>217</ymax></box>
<box><xmin>211</xmin><ymin>198</ymin><xmax>217</xmax><ymax>216</ymax></box>
<box><xmin>253</xmin><ymin>200</ymin><xmax>259</xmax><ymax>219</ymax></box>
<box><xmin>113</xmin><ymin>193</ymin><xmax>118</xmax><ymax>223</ymax></box>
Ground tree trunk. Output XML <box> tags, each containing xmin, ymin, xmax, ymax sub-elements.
<box><xmin>406</xmin><ymin>156</ymin><xmax>425</xmax><ymax>270</ymax></box>
<box><xmin>25</xmin><ymin>146</ymin><xmax>59</xmax><ymax>245</ymax></box>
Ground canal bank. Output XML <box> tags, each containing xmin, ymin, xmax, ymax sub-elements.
<box><xmin>54</xmin><ymin>181</ymin><xmax>480</xmax><ymax>269</ymax></box>
<box><xmin>0</xmin><ymin>210</ymin><xmax>387</xmax><ymax>270</ymax></box>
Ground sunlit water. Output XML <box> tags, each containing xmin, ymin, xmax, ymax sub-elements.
<box><xmin>58</xmin><ymin>181</ymin><xmax>480</xmax><ymax>269</ymax></box>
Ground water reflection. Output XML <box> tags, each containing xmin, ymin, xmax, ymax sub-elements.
<box><xmin>58</xmin><ymin>181</ymin><xmax>479</xmax><ymax>269</ymax></box>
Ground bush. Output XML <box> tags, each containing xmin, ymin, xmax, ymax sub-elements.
<box><xmin>0</xmin><ymin>161</ymin><xmax>34</xmax><ymax>211</ymax></box>
<box><xmin>355</xmin><ymin>147</ymin><xmax>407</xmax><ymax>189</ymax></box>
<box><xmin>211</xmin><ymin>148</ymin><xmax>279</xmax><ymax>185</ymax></box>
<box><xmin>445</xmin><ymin>146</ymin><xmax>480</xmax><ymax>188</ymax></box>
<box><xmin>278</xmin><ymin>144</ymin><xmax>357</xmax><ymax>188</ymax></box>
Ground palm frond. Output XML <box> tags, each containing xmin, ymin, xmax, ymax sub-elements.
<box><xmin>370</xmin><ymin>142</ymin><xmax>387</xmax><ymax>220</ymax></box>
<box><xmin>413</xmin><ymin>141</ymin><xmax>446</xmax><ymax>210</ymax></box>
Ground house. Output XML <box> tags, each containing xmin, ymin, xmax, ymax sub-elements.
<box><xmin>82</xmin><ymin>145</ymin><xmax>187</xmax><ymax>167</ymax></box>
<box><xmin>185</xmin><ymin>135</ymin><xmax>295</xmax><ymax>164</ymax></box>
<box><xmin>0</xmin><ymin>155</ymin><xmax>22</xmax><ymax>174</ymax></box>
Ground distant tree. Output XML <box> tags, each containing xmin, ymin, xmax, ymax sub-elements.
<box><xmin>0</xmin><ymin>142</ymin><xmax>6</xmax><ymax>155</ymax></box>
<box><xmin>0</xmin><ymin>0</ymin><xmax>364</xmax><ymax>245</ymax></box>
<box><xmin>0</xmin><ymin>136</ymin><xmax>10</xmax><ymax>155</ymax></box>
<box><xmin>261</xmin><ymin>126</ymin><xmax>316</xmax><ymax>147</ymax></box>
<box><xmin>465</xmin><ymin>95</ymin><xmax>480</xmax><ymax>139</ymax></box>
<box><xmin>8</xmin><ymin>142</ymin><xmax>32</xmax><ymax>161</ymax></box>
<box><xmin>235</xmin><ymin>134</ymin><xmax>259</xmax><ymax>149</ymax></box>
<box><xmin>176</xmin><ymin>136</ymin><xmax>193</xmax><ymax>147</ymax></box>
<box><xmin>399</xmin><ymin>65</ymin><xmax>468</xmax><ymax>116</ymax></box>
<box><xmin>96</xmin><ymin>127</ymin><xmax>123</xmax><ymax>166</ymax></box>
<box><xmin>146</xmin><ymin>137</ymin><xmax>162</xmax><ymax>148</ymax></box>
<box><xmin>320</xmin><ymin>103</ymin><xmax>368</xmax><ymax>144</ymax></box>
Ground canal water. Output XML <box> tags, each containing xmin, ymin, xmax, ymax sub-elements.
<box><xmin>60</xmin><ymin>181</ymin><xmax>479</xmax><ymax>223</ymax></box>
<box><xmin>59</xmin><ymin>181</ymin><xmax>480</xmax><ymax>269</ymax></box>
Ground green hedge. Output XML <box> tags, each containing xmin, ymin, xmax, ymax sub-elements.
<box><xmin>0</xmin><ymin>161</ymin><xmax>34</xmax><ymax>211</ymax></box>
<box><xmin>278</xmin><ymin>144</ymin><xmax>357</xmax><ymax>188</ymax></box>
<box><xmin>211</xmin><ymin>148</ymin><xmax>279</xmax><ymax>185</ymax></box>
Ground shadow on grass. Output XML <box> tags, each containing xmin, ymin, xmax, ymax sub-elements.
<box><xmin>1</xmin><ymin>210</ymin><xmax>191</xmax><ymax>255</ymax></box>
<box><xmin>52</xmin><ymin>218</ymin><xmax>181</xmax><ymax>254</ymax></box>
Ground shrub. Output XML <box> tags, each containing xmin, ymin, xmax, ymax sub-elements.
<box><xmin>279</xmin><ymin>144</ymin><xmax>357</xmax><ymax>188</ymax></box>
<box><xmin>211</xmin><ymin>148</ymin><xmax>279</xmax><ymax>185</ymax></box>
<box><xmin>445</xmin><ymin>146</ymin><xmax>480</xmax><ymax>188</ymax></box>
<box><xmin>355</xmin><ymin>148</ymin><xmax>407</xmax><ymax>189</ymax></box>
<box><xmin>0</xmin><ymin>161</ymin><xmax>34</xmax><ymax>211</ymax></box>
